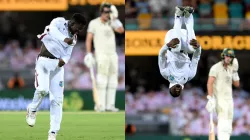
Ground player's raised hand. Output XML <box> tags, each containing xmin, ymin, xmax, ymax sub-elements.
<box><xmin>58</xmin><ymin>58</ymin><xmax>65</xmax><ymax>67</ymax></box>
<box><xmin>167</xmin><ymin>38</ymin><xmax>180</xmax><ymax>48</ymax></box>
<box><xmin>64</xmin><ymin>38</ymin><xmax>74</xmax><ymax>45</ymax></box>
<box><xmin>190</xmin><ymin>39</ymin><xmax>200</xmax><ymax>49</ymax></box>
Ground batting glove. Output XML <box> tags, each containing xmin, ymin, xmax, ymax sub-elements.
<box><xmin>205</xmin><ymin>95</ymin><xmax>216</xmax><ymax>113</ymax></box>
<box><xmin>84</xmin><ymin>53</ymin><xmax>95</xmax><ymax>68</ymax></box>
<box><xmin>110</xmin><ymin>5</ymin><xmax>118</xmax><ymax>20</ymax></box>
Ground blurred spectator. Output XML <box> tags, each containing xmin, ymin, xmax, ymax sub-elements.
<box><xmin>126</xmin><ymin>0</ymin><xmax>138</xmax><ymax>18</ymax></box>
<box><xmin>126</xmin><ymin>87</ymin><xmax>250</xmax><ymax>135</ymax></box>
<box><xmin>7</xmin><ymin>72</ymin><xmax>25</xmax><ymax>89</ymax></box>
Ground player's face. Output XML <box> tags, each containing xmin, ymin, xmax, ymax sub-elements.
<box><xmin>70</xmin><ymin>23</ymin><xmax>84</xmax><ymax>35</ymax></box>
<box><xmin>224</xmin><ymin>55</ymin><xmax>233</xmax><ymax>65</ymax></box>
<box><xmin>101</xmin><ymin>7</ymin><xmax>112</xmax><ymax>21</ymax></box>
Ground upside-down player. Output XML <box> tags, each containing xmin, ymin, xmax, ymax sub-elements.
<box><xmin>206</xmin><ymin>48</ymin><xmax>240</xmax><ymax>140</ymax></box>
<box><xmin>26</xmin><ymin>14</ymin><xmax>86</xmax><ymax>140</ymax></box>
<box><xmin>158</xmin><ymin>6</ymin><xmax>201</xmax><ymax>97</ymax></box>
<box><xmin>84</xmin><ymin>2</ymin><xmax>124</xmax><ymax>111</ymax></box>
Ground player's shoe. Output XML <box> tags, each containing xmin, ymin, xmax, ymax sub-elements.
<box><xmin>26</xmin><ymin>107</ymin><xmax>37</xmax><ymax>127</ymax></box>
<box><xmin>94</xmin><ymin>105</ymin><xmax>105</xmax><ymax>112</ymax></box>
<box><xmin>48</xmin><ymin>132</ymin><xmax>56</xmax><ymax>140</ymax></box>
<box><xmin>106</xmin><ymin>106</ymin><xmax>119</xmax><ymax>112</ymax></box>
<box><xmin>183</xmin><ymin>6</ymin><xmax>194</xmax><ymax>18</ymax></box>
<box><xmin>175</xmin><ymin>6</ymin><xmax>185</xmax><ymax>17</ymax></box>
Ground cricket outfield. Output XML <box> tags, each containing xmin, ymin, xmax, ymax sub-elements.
<box><xmin>0</xmin><ymin>111</ymin><xmax>125</xmax><ymax>140</ymax></box>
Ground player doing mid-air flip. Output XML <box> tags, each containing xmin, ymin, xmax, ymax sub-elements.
<box><xmin>26</xmin><ymin>14</ymin><xmax>86</xmax><ymax>140</ymax></box>
<box><xmin>158</xmin><ymin>6</ymin><xmax>201</xmax><ymax>97</ymax></box>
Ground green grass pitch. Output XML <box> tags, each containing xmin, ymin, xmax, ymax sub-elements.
<box><xmin>0</xmin><ymin>111</ymin><xmax>125</xmax><ymax>140</ymax></box>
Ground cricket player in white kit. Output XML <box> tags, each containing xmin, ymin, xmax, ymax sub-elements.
<box><xmin>84</xmin><ymin>2</ymin><xmax>124</xmax><ymax>112</ymax></box>
<box><xmin>26</xmin><ymin>14</ymin><xmax>86</xmax><ymax>140</ymax></box>
<box><xmin>206</xmin><ymin>48</ymin><xmax>240</xmax><ymax>140</ymax></box>
<box><xmin>158</xmin><ymin>6</ymin><xmax>201</xmax><ymax>97</ymax></box>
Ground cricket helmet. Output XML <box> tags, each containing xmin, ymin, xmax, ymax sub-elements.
<box><xmin>221</xmin><ymin>48</ymin><xmax>235</xmax><ymax>64</ymax></box>
<box><xmin>100</xmin><ymin>2</ymin><xmax>112</xmax><ymax>13</ymax></box>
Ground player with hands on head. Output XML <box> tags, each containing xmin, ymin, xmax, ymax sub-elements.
<box><xmin>206</xmin><ymin>48</ymin><xmax>240</xmax><ymax>140</ymax></box>
<box><xmin>84</xmin><ymin>2</ymin><xmax>124</xmax><ymax>112</ymax></box>
<box><xmin>26</xmin><ymin>13</ymin><xmax>86</xmax><ymax>140</ymax></box>
<box><xmin>158</xmin><ymin>6</ymin><xmax>201</xmax><ymax>98</ymax></box>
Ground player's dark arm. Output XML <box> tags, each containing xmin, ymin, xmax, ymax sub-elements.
<box><xmin>207</xmin><ymin>76</ymin><xmax>216</xmax><ymax>96</ymax></box>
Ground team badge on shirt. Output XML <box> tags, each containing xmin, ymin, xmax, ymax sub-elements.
<box><xmin>168</xmin><ymin>75</ymin><xmax>175</xmax><ymax>82</ymax></box>
<box><xmin>59</xmin><ymin>81</ymin><xmax>64</xmax><ymax>87</ymax></box>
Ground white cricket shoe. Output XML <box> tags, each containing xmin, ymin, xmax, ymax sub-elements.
<box><xmin>48</xmin><ymin>133</ymin><xmax>56</xmax><ymax>140</ymax></box>
<box><xmin>175</xmin><ymin>6</ymin><xmax>185</xmax><ymax>17</ymax></box>
<box><xmin>183</xmin><ymin>6</ymin><xmax>194</xmax><ymax>18</ymax></box>
<box><xmin>26</xmin><ymin>107</ymin><xmax>37</xmax><ymax>127</ymax></box>
<box><xmin>94</xmin><ymin>104</ymin><xmax>105</xmax><ymax>112</ymax></box>
<box><xmin>106</xmin><ymin>106</ymin><xmax>119</xmax><ymax>112</ymax></box>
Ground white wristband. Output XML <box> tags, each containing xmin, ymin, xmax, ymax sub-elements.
<box><xmin>233</xmin><ymin>72</ymin><xmax>240</xmax><ymax>81</ymax></box>
<box><xmin>111</xmin><ymin>19</ymin><xmax>123</xmax><ymax>29</ymax></box>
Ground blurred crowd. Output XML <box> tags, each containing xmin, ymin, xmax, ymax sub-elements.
<box><xmin>126</xmin><ymin>84</ymin><xmax>250</xmax><ymax>135</ymax></box>
<box><xmin>126</xmin><ymin>0</ymin><xmax>250</xmax><ymax>30</ymax></box>
<box><xmin>0</xmin><ymin>39</ymin><xmax>125</xmax><ymax>90</ymax></box>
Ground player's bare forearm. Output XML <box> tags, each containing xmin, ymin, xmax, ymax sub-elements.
<box><xmin>207</xmin><ymin>76</ymin><xmax>215</xmax><ymax>96</ymax></box>
<box><xmin>86</xmin><ymin>33</ymin><xmax>94</xmax><ymax>53</ymax></box>
<box><xmin>233</xmin><ymin>80</ymin><xmax>240</xmax><ymax>88</ymax></box>
<box><xmin>114</xmin><ymin>27</ymin><xmax>124</xmax><ymax>34</ymax></box>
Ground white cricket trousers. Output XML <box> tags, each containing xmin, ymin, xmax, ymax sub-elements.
<box><xmin>28</xmin><ymin>56</ymin><xmax>64</xmax><ymax>134</ymax></box>
<box><xmin>216</xmin><ymin>98</ymin><xmax>234</xmax><ymax>140</ymax></box>
<box><xmin>95</xmin><ymin>53</ymin><xmax>118</xmax><ymax>110</ymax></box>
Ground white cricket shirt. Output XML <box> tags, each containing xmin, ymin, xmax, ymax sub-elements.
<box><xmin>37</xmin><ymin>17</ymin><xmax>77</xmax><ymax>64</ymax></box>
<box><xmin>209</xmin><ymin>61</ymin><xmax>236</xmax><ymax>100</ymax></box>
<box><xmin>87</xmin><ymin>17</ymin><xmax>116</xmax><ymax>54</ymax></box>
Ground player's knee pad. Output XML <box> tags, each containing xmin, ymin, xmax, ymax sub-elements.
<box><xmin>96</xmin><ymin>74</ymin><xmax>108</xmax><ymax>89</ymax></box>
<box><xmin>50</xmin><ymin>97</ymin><xmax>63</xmax><ymax>107</ymax></box>
<box><xmin>108</xmin><ymin>74</ymin><xmax>118</xmax><ymax>89</ymax></box>
<box><xmin>36</xmin><ymin>89</ymin><xmax>49</xmax><ymax>97</ymax></box>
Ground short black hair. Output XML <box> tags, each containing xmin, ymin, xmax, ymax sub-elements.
<box><xmin>71</xmin><ymin>13</ymin><xmax>87</xmax><ymax>25</ymax></box>
<box><xmin>100</xmin><ymin>2</ymin><xmax>111</xmax><ymax>12</ymax></box>
<box><xmin>169</xmin><ymin>84</ymin><xmax>182</xmax><ymax>98</ymax></box>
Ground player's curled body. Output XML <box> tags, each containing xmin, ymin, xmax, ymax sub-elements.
<box><xmin>158</xmin><ymin>6</ymin><xmax>201</xmax><ymax>97</ymax></box>
<box><xmin>26</xmin><ymin>13</ymin><xmax>86</xmax><ymax>140</ymax></box>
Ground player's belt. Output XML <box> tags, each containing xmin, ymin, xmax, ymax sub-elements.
<box><xmin>38</xmin><ymin>54</ymin><xmax>58</xmax><ymax>60</ymax></box>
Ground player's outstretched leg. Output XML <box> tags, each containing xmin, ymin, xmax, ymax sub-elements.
<box><xmin>27</xmin><ymin>62</ymin><xmax>50</xmax><ymax>127</ymax></box>
<box><xmin>48</xmin><ymin>67</ymin><xmax>64</xmax><ymax>140</ymax></box>
<box><xmin>183</xmin><ymin>7</ymin><xmax>197</xmax><ymax>53</ymax></box>
<box><xmin>26</xmin><ymin>90</ymin><xmax>48</xmax><ymax>127</ymax></box>
<box><xmin>173</xmin><ymin>6</ymin><xmax>184</xmax><ymax>30</ymax></box>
